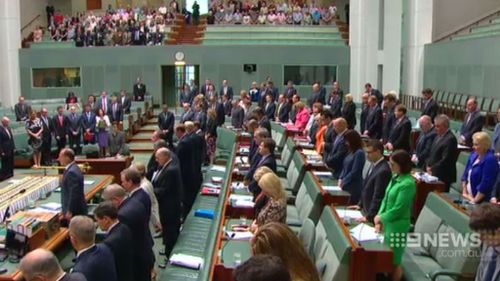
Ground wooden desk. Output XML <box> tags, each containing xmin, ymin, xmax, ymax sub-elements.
<box><xmin>311</xmin><ymin>173</ymin><xmax>351</xmax><ymax>206</ymax></box>
<box><xmin>75</xmin><ymin>156</ymin><xmax>133</xmax><ymax>184</ymax></box>
<box><xmin>414</xmin><ymin>179</ymin><xmax>447</xmax><ymax>218</ymax></box>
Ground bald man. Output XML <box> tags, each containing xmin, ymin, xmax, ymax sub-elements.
<box><xmin>460</xmin><ymin>98</ymin><xmax>485</xmax><ymax>147</ymax></box>
<box><xmin>20</xmin><ymin>249</ymin><xmax>87</xmax><ymax>281</ymax></box>
<box><xmin>412</xmin><ymin>115</ymin><xmax>437</xmax><ymax>168</ymax></box>
<box><xmin>0</xmin><ymin>117</ymin><xmax>15</xmax><ymax>180</ymax></box>
<box><xmin>325</xmin><ymin>118</ymin><xmax>348</xmax><ymax>179</ymax></box>
<box><xmin>58</xmin><ymin>148</ymin><xmax>86</xmax><ymax>221</ymax></box>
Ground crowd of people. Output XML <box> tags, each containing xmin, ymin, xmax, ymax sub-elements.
<box><xmin>2</xmin><ymin>76</ymin><xmax>500</xmax><ymax>281</ymax></box>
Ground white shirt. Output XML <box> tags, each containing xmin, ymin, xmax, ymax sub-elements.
<box><xmin>55</xmin><ymin>272</ymin><xmax>67</xmax><ymax>281</ymax></box>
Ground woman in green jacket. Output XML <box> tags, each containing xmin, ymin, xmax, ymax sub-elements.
<box><xmin>374</xmin><ymin>150</ymin><xmax>416</xmax><ymax>281</ymax></box>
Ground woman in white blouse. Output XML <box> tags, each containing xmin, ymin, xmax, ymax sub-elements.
<box><xmin>96</xmin><ymin>108</ymin><xmax>111</xmax><ymax>157</ymax></box>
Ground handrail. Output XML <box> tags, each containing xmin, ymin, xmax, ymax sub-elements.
<box><xmin>434</xmin><ymin>8</ymin><xmax>500</xmax><ymax>42</ymax></box>
<box><xmin>21</xmin><ymin>14</ymin><xmax>41</xmax><ymax>32</ymax></box>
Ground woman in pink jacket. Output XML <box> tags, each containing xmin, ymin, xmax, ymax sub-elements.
<box><xmin>294</xmin><ymin>101</ymin><xmax>311</xmax><ymax>131</ymax></box>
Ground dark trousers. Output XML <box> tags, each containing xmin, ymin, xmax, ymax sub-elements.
<box><xmin>0</xmin><ymin>153</ymin><xmax>14</xmax><ymax>180</ymax></box>
<box><xmin>55</xmin><ymin>136</ymin><xmax>66</xmax><ymax>155</ymax></box>
<box><xmin>161</xmin><ymin>132</ymin><xmax>174</xmax><ymax>149</ymax></box>
<box><xmin>68</xmin><ymin>133</ymin><xmax>81</xmax><ymax>154</ymax></box>
<box><xmin>41</xmin><ymin>140</ymin><xmax>52</xmax><ymax>165</ymax></box>
<box><xmin>160</xmin><ymin>211</ymin><xmax>180</xmax><ymax>258</ymax></box>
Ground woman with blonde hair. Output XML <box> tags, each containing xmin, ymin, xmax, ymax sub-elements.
<box><xmin>252</xmin><ymin>222</ymin><xmax>321</xmax><ymax>281</ymax></box>
<box><xmin>342</xmin><ymin>93</ymin><xmax>357</xmax><ymax>129</ymax></box>
<box><xmin>293</xmin><ymin>101</ymin><xmax>310</xmax><ymax>131</ymax></box>
<box><xmin>252</xmin><ymin>166</ymin><xmax>274</xmax><ymax>217</ymax></box>
<box><xmin>250</xmin><ymin>172</ymin><xmax>286</xmax><ymax>232</ymax></box>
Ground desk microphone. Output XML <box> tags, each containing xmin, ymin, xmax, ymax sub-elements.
<box><xmin>2</xmin><ymin>189</ymin><xmax>26</xmax><ymax>223</ymax></box>
<box><xmin>220</xmin><ymin>231</ymin><xmax>236</xmax><ymax>264</ymax></box>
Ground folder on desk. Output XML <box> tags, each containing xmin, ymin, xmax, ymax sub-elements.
<box><xmin>210</xmin><ymin>165</ymin><xmax>227</xmax><ymax>172</ymax></box>
<box><xmin>201</xmin><ymin>187</ymin><xmax>220</xmax><ymax>196</ymax></box>
<box><xmin>194</xmin><ymin>209</ymin><xmax>215</xmax><ymax>219</ymax></box>
<box><xmin>211</xmin><ymin>177</ymin><xmax>224</xmax><ymax>184</ymax></box>
<box><xmin>225</xmin><ymin>231</ymin><xmax>253</xmax><ymax>240</ymax></box>
<box><xmin>313</xmin><ymin>171</ymin><xmax>333</xmax><ymax>178</ymax></box>
<box><xmin>337</xmin><ymin>209</ymin><xmax>364</xmax><ymax>220</ymax></box>
<box><xmin>350</xmin><ymin>223</ymin><xmax>380</xmax><ymax>242</ymax></box>
<box><xmin>169</xmin><ymin>253</ymin><xmax>204</xmax><ymax>270</ymax></box>
<box><xmin>322</xmin><ymin>185</ymin><xmax>342</xmax><ymax>192</ymax></box>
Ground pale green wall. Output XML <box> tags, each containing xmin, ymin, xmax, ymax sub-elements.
<box><xmin>19</xmin><ymin>45</ymin><xmax>350</xmax><ymax>105</ymax></box>
<box><xmin>423</xmin><ymin>37</ymin><xmax>500</xmax><ymax>98</ymax></box>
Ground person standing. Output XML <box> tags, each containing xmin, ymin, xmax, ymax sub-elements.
<box><xmin>133</xmin><ymin>77</ymin><xmax>147</xmax><ymax>101</ymax></box>
<box><xmin>108</xmin><ymin>96</ymin><xmax>123</xmax><ymax>124</ymax></box>
<box><xmin>95</xmin><ymin>109</ymin><xmax>111</xmax><ymax>157</ymax></box>
<box><xmin>374</xmin><ymin>150</ymin><xmax>416</xmax><ymax>281</ymax></box>
<box><xmin>14</xmin><ymin>96</ymin><xmax>31</xmax><ymax>122</ymax></box>
<box><xmin>420</xmin><ymin>88</ymin><xmax>439</xmax><ymax>121</ymax></box>
<box><xmin>81</xmin><ymin>104</ymin><xmax>96</xmax><ymax>145</ymax></box>
<box><xmin>460</xmin><ymin>98</ymin><xmax>485</xmax><ymax>147</ymax></box>
<box><xmin>53</xmin><ymin>106</ymin><xmax>68</xmax><ymax>156</ymax></box>
<box><xmin>341</xmin><ymin>93</ymin><xmax>356</xmax><ymax>130</ymax></box>
<box><xmin>108</xmin><ymin>124</ymin><xmax>126</xmax><ymax>157</ymax></box>
<box><xmin>338</xmin><ymin>130</ymin><xmax>366</xmax><ymax>204</ymax></box>
<box><xmin>0</xmin><ymin>117</ymin><xmax>15</xmax><ymax>180</ymax></box>
<box><xmin>412</xmin><ymin>115</ymin><xmax>436</xmax><ymax>169</ymax></box>
<box><xmin>58</xmin><ymin>148</ymin><xmax>87</xmax><ymax>222</ymax></box>
<box><xmin>363</xmin><ymin>95</ymin><xmax>383</xmax><ymax>139</ymax></box>
<box><xmin>192</xmin><ymin>1</ymin><xmax>200</xmax><ymax>25</ymax></box>
<box><xmin>26</xmin><ymin>111</ymin><xmax>43</xmax><ymax>168</ymax></box>
<box><xmin>40</xmin><ymin>108</ymin><xmax>53</xmax><ymax>165</ymax></box>
<box><xmin>119</xmin><ymin>90</ymin><xmax>132</xmax><ymax>114</ymax></box>
<box><xmin>20</xmin><ymin>249</ymin><xmax>87</xmax><ymax>281</ymax></box>
<box><xmin>67</xmin><ymin>106</ymin><xmax>82</xmax><ymax>155</ymax></box>
<box><xmin>359</xmin><ymin>93</ymin><xmax>370</xmax><ymax>134</ymax></box>
<box><xmin>158</xmin><ymin>104</ymin><xmax>175</xmax><ymax>148</ymax></box>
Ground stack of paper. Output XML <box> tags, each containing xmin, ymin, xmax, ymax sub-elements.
<box><xmin>83</xmin><ymin>180</ymin><xmax>95</xmax><ymax>185</ymax></box>
<box><xmin>40</xmin><ymin>202</ymin><xmax>62</xmax><ymax>212</ymax></box>
<box><xmin>212</xmin><ymin>177</ymin><xmax>224</xmax><ymax>184</ymax></box>
<box><xmin>313</xmin><ymin>171</ymin><xmax>332</xmax><ymax>178</ymax></box>
<box><xmin>231</xmin><ymin>182</ymin><xmax>247</xmax><ymax>190</ymax></box>
<box><xmin>413</xmin><ymin>172</ymin><xmax>439</xmax><ymax>183</ymax></box>
<box><xmin>225</xmin><ymin>231</ymin><xmax>253</xmax><ymax>240</ymax></box>
<box><xmin>203</xmin><ymin>182</ymin><xmax>221</xmax><ymax>189</ymax></box>
<box><xmin>337</xmin><ymin>209</ymin><xmax>364</xmax><ymax>220</ymax></box>
<box><xmin>169</xmin><ymin>253</ymin><xmax>204</xmax><ymax>269</ymax></box>
<box><xmin>349</xmin><ymin>223</ymin><xmax>380</xmax><ymax>242</ymax></box>
<box><xmin>322</xmin><ymin>185</ymin><xmax>342</xmax><ymax>192</ymax></box>
<box><xmin>210</xmin><ymin>165</ymin><xmax>227</xmax><ymax>172</ymax></box>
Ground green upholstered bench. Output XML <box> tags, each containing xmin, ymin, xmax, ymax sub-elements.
<box><xmin>402</xmin><ymin>192</ymin><xmax>480</xmax><ymax>281</ymax></box>
<box><xmin>271</xmin><ymin>122</ymin><xmax>287</xmax><ymax>151</ymax></box>
<box><xmin>281</xmin><ymin>150</ymin><xmax>307</xmax><ymax>195</ymax></box>
<box><xmin>277</xmin><ymin>137</ymin><xmax>297</xmax><ymax>177</ymax></box>
<box><xmin>214</xmin><ymin>127</ymin><xmax>237</xmax><ymax>162</ymax></box>
<box><xmin>287</xmin><ymin>171</ymin><xmax>323</xmax><ymax>229</ymax></box>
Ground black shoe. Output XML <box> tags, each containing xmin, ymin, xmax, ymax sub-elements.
<box><xmin>153</xmin><ymin>232</ymin><xmax>162</xmax><ymax>239</ymax></box>
<box><xmin>159</xmin><ymin>250</ymin><xmax>166</xmax><ymax>256</ymax></box>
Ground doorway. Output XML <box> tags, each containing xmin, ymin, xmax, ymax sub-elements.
<box><xmin>161</xmin><ymin>65</ymin><xmax>199</xmax><ymax>112</ymax></box>
<box><xmin>86</xmin><ymin>0</ymin><xmax>102</xmax><ymax>10</ymax></box>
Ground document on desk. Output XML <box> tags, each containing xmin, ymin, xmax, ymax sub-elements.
<box><xmin>210</xmin><ymin>165</ymin><xmax>227</xmax><ymax>172</ymax></box>
<box><xmin>83</xmin><ymin>180</ymin><xmax>95</xmax><ymax>185</ymax></box>
<box><xmin>337</xmin><ymin>209</ymin><xmax>364</xmax><ymax>220</ymax></box>
<box><xmin>350</xmin><ymin>223</ymin><xmax>380</xmax><ymax>242</ymax></box>
<box><xmin>322</xmin><ymin>185</ymin><xmax>342</xmax><ymax>192</ymax></box>
<box><xmin>457</xmin><ymin>144</ymin><xmax>471</xmax><ymax>150</ymax></box>
<box><xmin>40</xmin><ymin>202</ymin><xmax>62</xmax><ymax>212</ymax></box>
<box><xmin>229</xmin><ymin>194</ymin><xmax>253</xmax><ymax>201</ymax></box>
<box><xmin>169</xmin><ymin>253</ymin><xmax>204</xmax><ymax>270</ymax></box>
<box><xmin>313</xmin><ymin>171</ymin><xmax>333</xmax><ymax>178</ymax></box>
<box><xmin>226</xmin><ymin>231</ymin><xmax>253</xmax><ymax>240</ymax></box>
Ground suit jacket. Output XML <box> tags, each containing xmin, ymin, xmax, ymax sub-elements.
<box><xmin>158</xmin><ymin>111</ymin><xmax>175</xmax><ymax>134</ymax></box>
<box><xmin>133</xmin><ymin>83</ymin><xmax>146</xmax><ymax>101</ymax></box>
<box><xmin>180</xmin><ymin>90</ymin><xmax>194</xmax><ymax>105</ymax></box>
<box><xmin>219</xmin><ymin>86</ymin><xmax>234</xmax><ymax>100</ymax></box>
<box><xmin>152</xmin><ymin>161</ymin><xmax>182</xmax><ymax>222</ymax></box>
<box><xmin>53</xmin><ymin>114</ymin><xmax>69</xmax><ymax>138</ymax></box>
<box><xmin>493</xmin><ymin>123</ymin><xmax>500</xmax><ymax>153</ymax></box>
<box><xmin>360</xmin><ymin>104</ymin><xmax>369</xmax><ymax>133</ymax></box>
<box><xmin>382</xmin><ymin>108</ymin><xmax>396</xmax><ymax>142</ymax></box>
<box><xmin>39</xmin><ymin>116</ymin><xmax>53</xmax><ymax>144</ymax></box>
<box><xmin>461</xmin><ymin>150</ymin><xmax>499</xmax><ymax>202</ymax></box>
<box><xmin>247</xmin><ymin>154</ymin><xmax>277</xmax><ymax>197</ymax></box>
<box><xmin>0</xmin><ymin>126</ymin><xmax>15</xmax><ymax>156</ymax></box>
<box><xmin>180</xmin><ymin>110</ymin><xmax>194</xmax><ymax>123</ymax></box>
<box><xmin>309</xmin><ymin>91</ymin><xmax>324</xmax><ymax>108</ymax></box>
<box><xmin>259</xmin><ymin>117</ymin><xmax>272</xmax><ymax>134</ymax></box>
<box><xmin>231</xmin><ymin>106</ymin><xmax>245</xmax><ymax>128</ymax></box>
<box><xmin>223</xmin><ymin>100</ymin><xmax>232</xmax><ymax>116</ymax></box>
<box><xmin>206</xmin><ymin>117</ymin><xmax>217</xmax><ymax>137</ymax></box>
<box><xmin>96</xmin><ymin>97</ymin><xmax>110</xmax><ymax>113</ymax></box>
<box><xmin>61</xmin><ymin>163</ymin><xmax>86</xmax><ymax>215</ymax></box>
<box><xmin>360</xmin><ymin>160</ymin><xmax>391</xmax><ymax>222</ymax></box>
<box><xmin>108</xmin><ymin>102</ymin><xmax>123</xmax><ymax>123</ymax></box>
<box><xmin>365</xmin><ymin>105</ymin><xmax>383</xmax><ymax>139</ymax></box>
<box><xmin>370</xmin><ymin>89</ymin><xmax>383</xmax><ymax>105</ymax></box>
<box><xmin>103</xmin><ymin>223</ymin><xmax>135</xmax><ymax>281</ymax></box>
<box><xmin>325</xmin><ymin>133</ymin><xmax>348</xmax><ymax>179</ymax></box>
<box><xmin>421</xmin><ymin>98</ymin><xmax>439</xmax><ymax>121</ymax></box>
<box><xmin>211</xmin><ymin>102</ymin><xmax>225</xmax><ymax>126</ymax></box>
<box><xmin>108</xmin><ymin>131</ymin><xmax>125</xmax><ymax>156</ymax></box>
<box><xmin>327</xmin><ymin>96</ymin><xmax>342</xmax><ymax>118</ymax></box>
<box><xmin>342</xmin><ymin>101</ymin><xmax>356</xmax><ymax>129</ymax></box>
<box><xmin>426</xmin><ymin>130</ymin><xmax>458</xmax><ymax>186</ymax></box>
<box><xmin>339</xmin><ymin>149</ymin><xmax>366</xmax><ymax>204</ymax></box>
<box><xmin>460</xmin><ymin>111</ymin><xmax>485</xmax><ymax>147</ymax></box>
<box><xmin>388</xmin><ymin>117</ymin><xmax>412</xmax><ymax>152</ymax></box>
<box><xmin>276</xmin><ymin>102</ymin><xmax>291</xmax><ymax>123</ymax></box>
<box><xmin>14</xmin><ymin>103</ymin><xmax>31</xmax><ymax>121</ymax></box>
<box><xmin>176</xmin><ymin>135</ymin><xmax>198</xmax><ymax>192</ymax></box>
<box><xmin>61</xmin><ymin>273</ymin><xmax>87</xmax><ymax>281</ymax></box>
<box><xmin>284</xmin><ymin>86</ymin><xmax>297</xmax><ymax>101</ymax></box>
<box><xmin>264</xmin><ymin>102</ymin><xmax>276</xmax><ymax>121</ymax></box>
<box><xmin>415</xmin><ymin>127</ymin><xmax>437</xmax><ymax>168</ymax></box>
<box><xmin>120</xmin><ymin>95</ymin><xmax>132</xmax><ymax>114</ymax></box>
<box><xmin>73</xmin><ymin>244</ymin><xmax>117</xmax><ymax>281</ymax></box>
<box><xmin>194</xmin><ymin>111</ymin><xmax>207</xmax><ymax>131</ymax></box>
<box><xmin>67</xmin><ymin>113</ymin><xmax>82</xmax><ymax>135</ymax></box>
<box><xmin>130</xmin><ymin>188</ymin><xmax>152</xmax><ymax>215</ymax></box>
<box><xmin>81</xmin><ymin>111</ymin><xmax>96</xmax><ymax>133</ymax></box>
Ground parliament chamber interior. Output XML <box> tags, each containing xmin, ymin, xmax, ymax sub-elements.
<box><xmin>0</xmin><ymin>0</ymin><xmax>499</xmax><ymax>280</ymax></box>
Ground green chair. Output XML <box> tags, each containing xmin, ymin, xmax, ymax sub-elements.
<box><xmin>281</xmin><ymin>150</ymin><xmax>307</xmax><ymax>195</ymax></box>
<box><xmin>298</xmin><ymin>218</ymin><xmax>316</xmax><ymax>258</ymax></box>
<box><xmin>276</xmin><ymin>137</ymin><xmax>297</xmax><ymax>177</ymax></box>
<box><xmin>286</xmin><ymin>172</ymin><xmax>323</xmax><ymax>227</ymax></box>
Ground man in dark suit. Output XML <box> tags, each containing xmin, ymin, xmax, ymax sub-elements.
<box><xmin>96</xmin><ymin>91</ymin><xmax>110</xmax><ymax>115</ymax></box>
<box><xmin>53</xmin><ymin>106</ymin><xmax>68</xmax><ymax>156</ymax></box>
<box><xmin>325</xmin><ymin>118</ymin><xmax>348</xmax><ymax>179</ymax></box>
<box><xmin>81</xmin><ymin>104</ymin><xmax>96</xmax><ymax>145</ymax></box>
<box><xmin>222</xmin><ymin>94</ymin><xmax>232</xmax><ymax>116</ymax></box>
<box><xmin>208</xmin><ymin>96</ymin><xmax>226</xmax><ymax>126</ymax></box>
<box><xmin>365</xmin><ymin>83</ymin><xmax>383</xmax><ymax>106</ymax></box>
<box><xmin>67</xmin><ymin>106</ymin><xmax>82</xmax><ymax>155</ymax></box>
<box><xmin>359</xmin><ymin>93</ymin><xmax>370</xmax><ymax>134</ymax></box>
<box><xmin>363</xmin><ymin>96</ymin><xmax>383</xmax><ymax>139</ymax></box>
<box><xmin>284</xmin><ymin>80</ymin><xmax>297</xmax><ymax>102</ymax></box>
<box><xmin>246</xmin><ymin>138</ymin><xmax>277</xmax><ymax>198</ymax></box>
<box><xmin>102</xmin><ymin>184</ymin><xmax>154</xmax><ymax>281</ymax></box>
<box><xmin>460</xmin><ymin>98</ymin><xmax>485</xmax><ymax>147</ymax></box>
<box><xmin>119</xmin><ymin>90</ymin><xmax>132</xmax><ymax>114</ymax></box>
<box><xmin>351</xmin><ymin>140</ymin><xmax>391</xmax><ymax>223</ymax></box>
<box><xmin>152</xmin><ymin>148</ymin><xmax>182</xmax><ymax>266</ymax></box>
<box><xmin>309</xmin><ymin>83</ymin><xmax>325</xmax><ymax>108</ymax></box>
<box><xmin>14</xmin><ymin>96</ymin><xmax>31</xmax><ymax>122</ymax></box>
<box><xmin>58</xmin><ymin>148</ymin><xmax>87</xmax><ymax>221</ymax></box>
<box><xmin>180</xmin><ymin>103</ymin><xmax>195</xmax><ymax>123</ymax></box>
<box><xmin>20</xmin><ymin>249</ymin><xmax>87</xmax><ymax>281</ymax></box>
<box><xmin>253</xmin><ymin>107</ymin><xmax>271</xmax><ymax>135</ymax></box>
<box><xmin>40</xmin><ymin>108</ymin><xmax>53</xmax><ymax>165</ymax></box>
<box><xmin>133</xmin><ymin>77</ymin><xmax>146</xmax><ymax>101</ymax></box>
<box><xmin>386</xmin><ymin>105</ymin><xmax>412</xmax><ymax>152</ymax></box>
<box><xmin>264</xmin><ymin>94</ymin><xmax>276</xmax><ymax>121</ymax></box>
<box><xmin>158</xmin><ymin>104</ymin><xmax>175</xmax><ymax>148</ymax></box>
<box><xmin>180</xmin><ymin>84</ymin><xmax>194</xmax><ymax>106</ymax></box>
<box><xmin>412</xmin><ymin>115</ymin><xmax>437</xmax><ymax>169</ymax></box>
<box><xmin>0</xmin><ymin>117</ymin><xmax>15</xmax><ymax>180</ymax></box>
<box><xmin>275</xmin><ymin>94</ymin><xmax>291</xmax><ymax>123</ymax></box>
<box><xmin>193</xmin><ymin>103</ymin><xmax>207</xmax><ymax>132</ymax></box>
<box><xmin>108</xmin><ymin>124</ymin><xmax>126</xmax><ymax>157</ymax></box>
<box><xmin>175</xmin><ymin>124</ymin><xmax>198</xmax><ymax>217</ymax></box>
<box><xmin>421</xmin><ymin>88</ymin><xmax>439</xmax><ymax>121</ymax></box>
<box><xmin>186</xmin><ymin>122</ymin><xmax>205</xmax><ymax>193</ymax></box>
<box><xmin>69</xmin><ymin>216</ymin><xmax>117</xmax><ymax>281</ymax></box>
<box><xmin>94</xmin><ymin>202</ymin><xmax>134</xmax><ymax>281</ymax></box>
<box><xmin>381</xmin><ymin>92</ymin><xmax>397</xmax><ymax>143</ymax></box>
<box><xmin>219</xmin><ymin>79</ymin><xmax>234</xmax><ymax>101</ymax></box>
<box><xmin>327</xmin><ymin>90</ymin><xmax>342</xmax><ymax>118</ymax></box>
<box><xmin>231</xmin><ymin>99</ymin><xmax>245</xmax><ymax>128</ymax></box>
<box><xmin>200</xmin><ymin>79</ymin><xmax>213</xmax><ymax>96</ymax></box>
<box><xmin>426</xmin><ymin>115</ymin><xmax>458</xmax><ymax>191</ymax></box>
<box><xmin>265</xmin><ymin>81</ymin><xmax>279</xmax><ymax>102</ymax></box>
<box><xmin>108</xmin><ymin>95</ymin><xmax>123</xmax><ymax>124</ymax></box>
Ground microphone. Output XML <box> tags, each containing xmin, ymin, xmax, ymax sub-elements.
<box><xmin>2</xmin><ymin>189</ymin><xmax>26</xmax><ymax>223</ymax></box>
<box><xmin>220</xmin><ymin>231</ymin><xmax>236</xmax><ymax>264</ymax></box>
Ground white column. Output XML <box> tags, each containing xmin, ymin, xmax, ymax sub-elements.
<box><xmin>382</xmin><ymin>0</ymin><xmax>403</xmax><ymax>93</ymax></box>
<box><xmin>402</xmin><ymin>0</ymin><xmax>433</xmax><ymax>96</ymax></box>
<box><xmin>0</xmin><ymin>0</ymin><xmax>21</xmax><ymax>108</ymax></box>
<box><xmin>349</xmin><ymin>0</ymin><xmax>380</xmax><ymax>101</ymax></box>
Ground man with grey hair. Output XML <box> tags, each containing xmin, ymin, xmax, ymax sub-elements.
<box><xmin>0</xmin><ymin>116</ymin><xmax>15</xmax><ymax>180</ymax></box>
<box><xmin>146</xmin><ymin>139</ymin><xmax>168</xmax><ymax>180</ymax></box>
<box><xmin>412</xmin><ymin>115</ymin><xmax>437</xmax><ymax>168</ymax></box>
<box><xmin>426</xmin><ymin>114</ymin><xmax>458</xmax><ymax>191</ymax></box>
<box><xmin>69</xmin><ymin>216</ymin><xmax>116</xmax><ymax>281</ymax></box>
<box><xmin>20</xmin><ymin>249</ymin><xmax>87</xmax><ymax>281</ymax></box>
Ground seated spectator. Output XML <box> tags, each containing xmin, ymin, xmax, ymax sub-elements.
<box><xmin>339</xmin><ymin>130</ymin><xmax>366</xmax><ymax>204</ymax></box>
<box><xmin>33</xmin><ymin>26</ymin><xmax>43</xmax><ymax>42</ymax></box>
<box><xmin>251</xmin><ymin>222</ymin><xmax>320</xmax><ymax>281</ymax></box>
<box><xmin>234</xmin><ymin>255</ymin><xmax>291</xmax><ymax>281</ymax></box>
<box><xmin>250</xmin><ymin>173</ymin><xmax>286</xmax><ymax>232</ymax></box>
<box><xmin>462</xmin><ymin>132</ymin><xmax>499</xmax><ymax>204</ymax></box>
